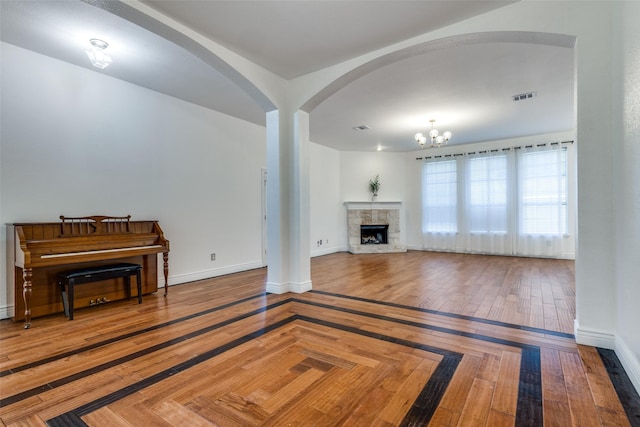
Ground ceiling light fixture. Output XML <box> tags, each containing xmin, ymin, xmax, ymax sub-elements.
<box><xmin>86</xmin><ymin>38</ymin><xmax>112</xmax><ymax>69</ymax></box>
<box><xmin>415</xmin><ymin>119</ymin><xmax>452</xmax><ymax>149</ymax></box>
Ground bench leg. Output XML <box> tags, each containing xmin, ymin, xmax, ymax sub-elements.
<box><xmin>68</xmin><ymin>279</ymin><xmax>75</xmax><ymax>320</ymax></box>
<box><xmin>124</xmin><ymin>276</ymin><xmax>131</xmax><ymax>300</ymax></box>
<box><xmin>60</xmin><ymin>281</ymin><xmax>70</xmax><ymax>318</ymax></box>
<box><xmin>136</xmin><ymin>269</ymin><xmax>142</xmax><ymax>304</ymax></box>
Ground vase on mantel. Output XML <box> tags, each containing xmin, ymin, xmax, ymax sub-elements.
<box><xmin>369</xmin><ymin>174</ymin><xmax>381</xmax><ymax>202</ymax></box>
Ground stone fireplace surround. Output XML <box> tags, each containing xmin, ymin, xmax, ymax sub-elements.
<box><xmin>345</xmin><ymin>201</ymin><xmax>407</xmax><ymax>254</ymax></box>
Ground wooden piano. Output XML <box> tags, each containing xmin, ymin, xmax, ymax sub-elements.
<box><xmin>13</xmin><ymin>215</ymin><xmax>169</xmax><ymax>328</ymax></box>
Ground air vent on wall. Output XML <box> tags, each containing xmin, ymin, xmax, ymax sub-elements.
<box><xmin>513</xmin><ymin>91</ymin><xmax>536</xmax><ymax>101</ymax></box>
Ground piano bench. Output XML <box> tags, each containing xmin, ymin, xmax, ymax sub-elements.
<box><xmin>57</xmin><ymin>263</ymin><xmax>142</xmax><ymax>320</ymax></box>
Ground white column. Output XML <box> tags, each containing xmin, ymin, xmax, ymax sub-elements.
<box><xmin>265</xmin><ymin>109</ymin><xmax>312</xmax><ymax>294</ymax></box>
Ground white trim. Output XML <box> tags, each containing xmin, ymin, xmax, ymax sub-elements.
<box><xmin>615</xmin><ymin>335</ymin><xmax>640</xmax><ymax>395</ymax></box>
<box><xmin>0</xmin><ymin>262</ymin><xmax>265</xmax><ymax>320</ymax></box>
<box><xmin>311</xmin><ymin>246</ymin><xmax>346</xmax><ymax>257</ymax></box>
<box><xmin>409</xmin><ymin>246</ymin><xmax>574</xmax><ymax>260</ymax></box>
<box><xmin>0</xmin><ymin>304</ymin><xmax>14</xmax><ymax>320</ymax></box>
<box><xmin>289</xmin><ymin>280</ymin><xmax>312</xmax><ymax>293</ymax></box>
<box><xmin>574</xmin><ymin>319</ymin><xmax>616</xmax><ymax>349</ymax></box>
<box><xmin>344</xmin><ymin>201</ymin><xmax>402</xmax><ymax>210</ymax></box>
<box><xmin>266</xmin><ymin>281</ymin><xmax>289</xmax><ymax>294</ymax></box>
<box><xmin>167</xmin><ymin>261</ymin><xmax>264</xmax><ymax>286</ymax></box>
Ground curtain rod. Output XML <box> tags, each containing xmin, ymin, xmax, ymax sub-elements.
<box><xmin>415</xmin><ymin>140</ymin><xmax>573</xmax><ymax>160</ymax></box>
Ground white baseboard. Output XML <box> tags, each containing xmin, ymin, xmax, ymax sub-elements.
<box><xmin>0</xmin><ymin>304</ymin><xmax>14</xmax><ymax>320</ymax></box>
<box><xmin>615</xmin><ymin>335</ymin><xmax>640</xmax><ymax>395</ymax></box>
<box><xmin>311</xmin><ymin>246</ymin><xmax>337</xmax><ymax>257</ymax></box>
<box><xmin>265</xmin><ymin>280</ymin><xmax>313</xmax><ymax>294</ymax></box>
<box><xmin>311</xmin><ymin>245</ymin><xmax>348</xmax><ymax>257</ymax></box>
<box><xmin>290</xmin><ymin>280</ymin><xmax>312</xmax><ymax>293</ymax></box>
<box><xmin>0</xmin><ymin>262</ymin><xmax>265</xmax><ymax>320</ymax></box>
<box><xmin>574</xmin><ymin>319</ymin><xmax>616</xmax><ymax>349</ymax></box>
<box><xmin>266</xmin><ymin>281</ymin><xmax>289</xmax><ymax>294</ymax></box>
<box><xmin>168</xmin><ymin>261</ymin><xmax>264</xmax><ymax>287</ymax></box>
<box><xmin>574</xmin><ymin>321</ymin><xmax>640</xmax><ymax>394</ymax></box>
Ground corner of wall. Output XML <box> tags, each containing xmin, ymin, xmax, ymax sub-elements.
<box><xmin>266</xmin><ymin>281</ymin><xmax>289</xmax><ymax>294</ymax></box>
<box><xmin>615</xmin><ymin>335</ymin><xmax>640</xmax><ymax>395</ymax></box>
<box><xmin>574</xmin><ymin>319</ymin><xmax>616</xmax><ymax>349</ymax></box>
<box><xmin>289</xmin><ymin>280</ymin><xmax>312</xmax><ymax>294</ymax></box>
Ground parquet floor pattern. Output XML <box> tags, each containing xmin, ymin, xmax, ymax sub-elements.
<box><xmin>0</xmin><ymin>252</ymin><xmax>637</xmax><ymax>426</ymax></box>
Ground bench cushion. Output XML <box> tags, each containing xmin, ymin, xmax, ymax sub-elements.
<box><xmin>57</xmin><ymin>263</ymin><xmax>141</xmax><ymax>285</ymax></box>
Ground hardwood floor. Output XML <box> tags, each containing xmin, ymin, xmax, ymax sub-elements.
<box><xmin>1</xmin><ymin>251</ymin><xmax>638</xmax><ymax>426</ymax></box>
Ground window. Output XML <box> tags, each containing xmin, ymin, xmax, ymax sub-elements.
<box><xmin>467</xmin><ymin>154</ymin><xmax>508</xmax><ymax>233</ymax></box>
<box><xmin>423</xmin><ymin>159</ymin><xmax>457</xmax><ymax>232</ymax></box>
<box><xmin>422</xmin><ymin>143</ymin><xmax>573</xmax><ymax>257</ymax></box>
<box><xmin>518</xmin><ymin>147</ymin><xmax>568</xmax><ymax>235</ymax></box>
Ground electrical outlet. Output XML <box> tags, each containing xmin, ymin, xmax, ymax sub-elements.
<box><xmin>210</xmin><ymin>253</ymin><xmax>216</xmax><ymax>261</ymax></box>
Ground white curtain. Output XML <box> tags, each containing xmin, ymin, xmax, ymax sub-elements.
<box><xmin>422</xmin><ymin>143</ymin><xmax>573</xmax><ymax>258</ymax></box>
<box><xmin>515</xmin><ymin>144</ymin><xmax>571</xmax><ymax>257</ymax></box>
<box><xmin>464</xmin><ymin>151</ymin><xmax>513</xmax><ymax>255</ymax></box>
<box><xmin>422</xmin><ymin>157</ymin><xmax>459</xmax><ymax>251</ymax></box>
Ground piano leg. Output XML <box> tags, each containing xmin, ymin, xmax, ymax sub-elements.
<box><xmin>22</xmin><ymin>268</ymin><xmax>32</xmax><ymax>329</ymax></box>
<box><xmin>163</xmin><ymin>251</ymin><xmax>169</xmax><ymax>297</ymax></box>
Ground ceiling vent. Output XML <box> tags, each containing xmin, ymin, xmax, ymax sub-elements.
<box><xmin>513</xmin><ymin>92</ymin><xmax>536</xmax><ymax>101</ymax></box>
<box><xmin>352</xmin><ymin>125</ymin><xmax>370</xmax><ymax>131</ymax></box>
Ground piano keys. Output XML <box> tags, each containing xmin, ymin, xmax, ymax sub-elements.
<box><xmin>12</xmin><ymin>215</ymin><xmax>169</xmax><ymax>328</ymax></box>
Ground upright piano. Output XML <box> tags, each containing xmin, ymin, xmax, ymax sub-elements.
<box><xmin>13</xmin><ymin>215</ymin><xmax>169</xmax><ymax>328</ymax></box>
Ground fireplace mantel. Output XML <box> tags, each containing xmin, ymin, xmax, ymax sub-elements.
<box><xmin>344</xmin><ymin>201</ymin><xmax>402</xmax><ymax>210</ymax></box>
<box><xmin>345</xmin><ymin>201</ymin><xmax>406</xmax><ymax>254</ymax></box>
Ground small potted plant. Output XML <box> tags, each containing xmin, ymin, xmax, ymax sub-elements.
<box><xmin>369</xmin><ymin>174</ymin><xmax>381</xmax><ymax>200</ymax></box>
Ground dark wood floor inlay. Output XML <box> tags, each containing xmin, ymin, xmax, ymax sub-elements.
<box><xmin>0</xmin><ymin>292</ymin><xmax>267</xmax><ymax>378</ymax></box>
<box><xmin>0</xmin><ymin>296</ymin><xmax>285</xmax><ymax>408</ymax></box>
<box><xmin>3</xmin><ymin>252</ymin><xmax>636</xmax><ymax>426</ymax></box>
<box><xmin>46</xmin><ymin>314</ymin><xmax>462</xmax><ymax>426</ymax></box>
<box><xmin>598</xmin><ymin>348</ymin><xmax>640</xmax><ymax>427</ymax></box>
<box><xmin>311</xmin><ymin>290</ymin><xmax>575</xmax><ymax>339</ymax></box>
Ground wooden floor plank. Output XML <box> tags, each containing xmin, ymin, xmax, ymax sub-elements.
<box><xmin>560</xmin><ymin>351</ymin><xmax>603</xmax><ymax>427</ymax></box>
<box><xmin>491</xmin><ymin>350</ymin><xmax>520</xmax><ymax>416</ymax></box>
<box><xmin>456</xmin><ymin>378</ymin><xmax>495</xmax><ymax>426</ymax></box>
<box><xmin>1</xmin><ymin>251</ymin><xmax>636</xmax><ymax>427</ymax></box>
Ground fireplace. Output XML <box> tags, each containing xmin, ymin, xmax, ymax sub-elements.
<box><xmin>345</xmin><ymin>201</ymin><xmax>407</xmax><ymax>254</ymax></box>
<box><xmin>361</xmin><ymin>225</ymin><xmax>388</xmax><ymax>244</ymax></box>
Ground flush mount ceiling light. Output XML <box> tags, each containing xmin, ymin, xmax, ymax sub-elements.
<box><xmin>86</xmin><ymin>38</ymin><xmax>112</xmax><ymax>69</ymax></box>
<box><xmin>415</xmin><ymin>119</ymin><xmax>452</xmax><ymax>149</ymax></box>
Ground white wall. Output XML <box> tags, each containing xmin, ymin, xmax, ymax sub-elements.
<box><xmin>340</xmin><ymin>151</ymin><xmax>406</xmax><ymax>203</ymax></box>
<box><xmin>613</xmin><ymin>1</ymin><xmax>640</xmax><ymax>393</ymax></box>
<box><xmin>309</xmin><ymin>142</ymin><xmax>344</xmax><ymax>255</ymax></box>
<box><xmin>0</xmin><ymin>43</ymin><xmax>267</xmax><ymax>318</ymax></box>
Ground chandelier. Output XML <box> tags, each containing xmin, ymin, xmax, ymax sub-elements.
<box><xmin>415</xmin><ymin>119</ymin><xmax>452</xmax><ymax>149</ymax></box>
<box><xmin>86</xmin><ymin>39</ymin><xmax>112</xmax><ymax>69</ymax></box>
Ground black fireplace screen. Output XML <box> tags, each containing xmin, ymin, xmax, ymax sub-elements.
<box><xmin>361</xmin><ymin>224</ymin><xmax>389</xmax><ymax>244</ymax></box>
